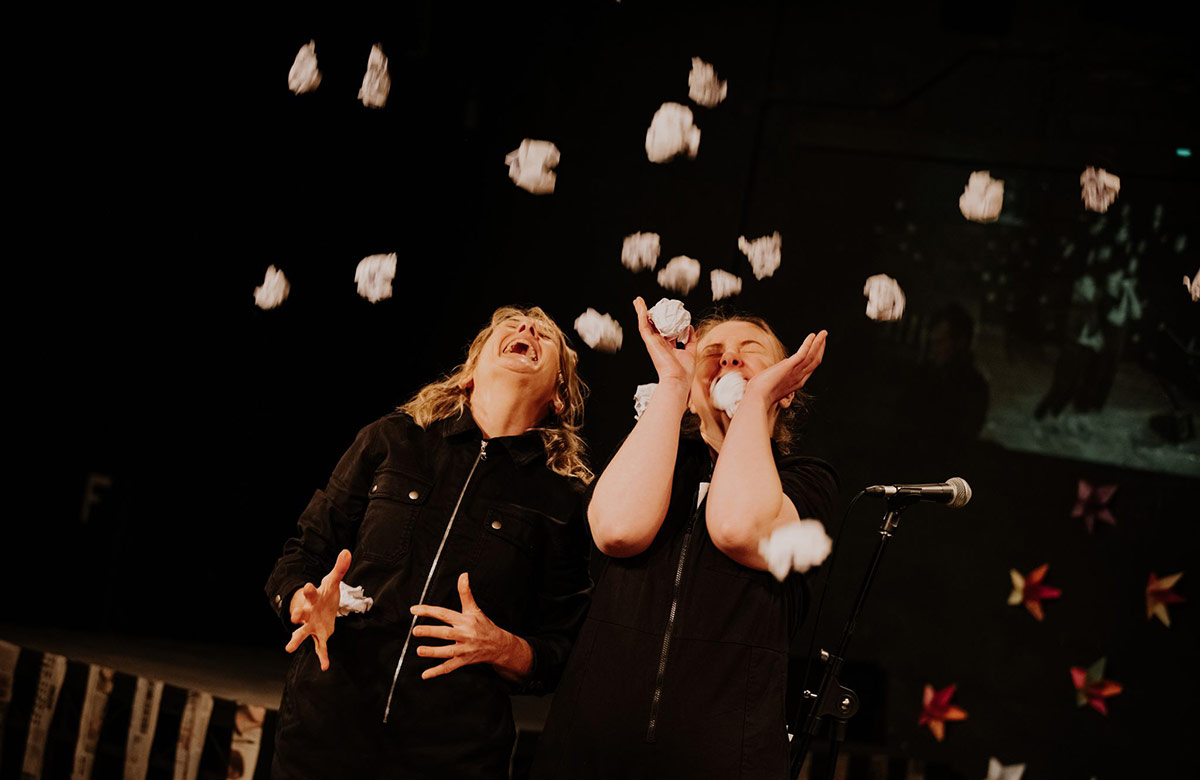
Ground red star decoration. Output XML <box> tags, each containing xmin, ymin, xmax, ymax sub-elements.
<box><xmin>918</xmin><ymin>683</ymin><xmax>967</xmax><ymax>741</ymax></box>
<box><xmin>1070</xmin><ymin>657</ymin><xmax>1122</xmax><ymax>715</ymax></box>
<box><xmin>1008</xmin><ymin>563</ymin><xmax>1062</xmax><ymax>621</ymax></box>
<box><xmin>1146</xmin><ymin>572</ymin><xmax>1185</xmax><ymax>627</ymax></box>
<box><xmin>1071</xmin><ymin>479</ymin><xmax>1117</xmax><ymax>533</ymax></box>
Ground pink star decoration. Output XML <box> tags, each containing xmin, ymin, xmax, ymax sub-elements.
<box><xmin>918</xmin><ymin>683</ymin><xmax>967</xmax><ymax>741</ymax></box>
<box><xmin>1007</xmin><ymin>563</ymin><xmax>1062</xmax><ymax>621</ymax></box>
<box><xmin>1146</xmin><ymin>572</ymin><xmax>1185</xmax><ymax>627</ymax></box>
<box><xmin>1070</xmin><ymin>657</ymin><xmax>1121</xmax><ymax>715</ymax></box>
<box><xmin>1071</xmin><ymin>479</ymin><xmax>1117</xmax><ymax>532</ymax></box>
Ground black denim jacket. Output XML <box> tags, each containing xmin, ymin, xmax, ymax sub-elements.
<box><xmin>265</xmin><ymin>410</ymin><xmax>591</xmax><ymax>776</ymax></box>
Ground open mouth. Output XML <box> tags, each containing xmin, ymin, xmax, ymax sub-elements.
<box><xmin>502</xmin><ymin>337</ymin><xmax>539</xmax><ymax>362</ymax></box>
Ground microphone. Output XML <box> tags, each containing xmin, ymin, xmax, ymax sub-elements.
<box><xmin>864</xmin><ymin>477</ymin><xmax>972</xmax><ymax>509</ymax></box>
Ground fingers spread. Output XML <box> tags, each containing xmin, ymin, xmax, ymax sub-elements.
<box><xmin>457</xmin><ymin>572</ymin><xmax>477</xmax><ymax>612</ymax></box>
<box><xmin>421</xmin><ymin>658</ymin><xmax>466</xmax><ymax>680</ymax></box>
<box><xmin>410</xmin><ymin>604</ymin><xmax>462</xmax><ymax>624</ymax></box>
<box><xmin>314</xmin><ymin>634</ymin><xmax>329</xmax><ymax>671</ymax></box>
<box><xmin>411</xmin><ymin>624</ymin><xmax>457</xmax><ymax>640</ymax></box>
<box><xmin>416</xmin><ymin>643</ymin><xmax>457</xmax><ymax>658</ymax></box>
<box><xmin>285</xmin><ymin>624</ymin><xmax>311</xmax><ymax>654</ymax></box>
<box><xmin>331</xmin><ymin>549</ymin><xmax>353</xmax><ymax>584</ymax></box>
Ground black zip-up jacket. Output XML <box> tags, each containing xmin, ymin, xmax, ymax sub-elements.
<box><xmin>265</xmin><ymin>411</ymin><xmax>592</xmax><ymax>780</ymax></box>
<box><xmin>530</xmin><ymin>433</ymin><xmax>838</xmax><ymax>780</ymax></box>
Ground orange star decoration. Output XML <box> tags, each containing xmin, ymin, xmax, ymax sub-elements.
<box><xmin>1146</xmin><ymin>572</ymin><xmax>1185</xmax><ymax>627</ymax></box>
<box><xmin>918</xmin><ymin>683</ymin><xmax>967</xmax><ymax>741</ymax></box>
<box><xmin>1070</xmin><ymin>657</ymin><xmax>1121</xmax><ymax>715</ymax></box>
<box><xmin>1007</xmin><ymin>564</ymin><xmax>1062</xmax><ymax>621</ymax></box>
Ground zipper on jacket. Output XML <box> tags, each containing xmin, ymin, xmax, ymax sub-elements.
<box><xmin>383</xmin><ymin>438</ymin><xmax>488</xmax><ymax>723</ymax></box>
<box><xmin>646</xmin><ymin>480</ymin><xmax>706</xmax><ymax>742</ymax></box>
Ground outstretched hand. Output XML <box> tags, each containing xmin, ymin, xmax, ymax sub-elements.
<box><xmin>285</xmin><ymin>548</ymin><xmax>352</xmax><ymax>671</ymax></box>
<box><xmin>744</xmin><ymin>330</ymin><xmax>828</xmax><ymax>407</ymax></box>
<box><xmin>633</xmin><ymin>296</ymin><xmax>696</xmax><ymax>387</ymax></box>
<box><xmin>410</xmin><ymin>572</ymin><xmax>529</xmax><ymax>681</ymax></box>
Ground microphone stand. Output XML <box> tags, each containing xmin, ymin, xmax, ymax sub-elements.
<box><xmin>790</xmin><ymin>501</ymin><xmax>911</xmax><ymax>780</ymax></box>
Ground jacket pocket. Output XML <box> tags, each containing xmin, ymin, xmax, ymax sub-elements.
<box><xmin>357</xmin><ymin>468</ymin><xmax>433</xmax><ymax>565</ymax></box>
<box><xmin>482</xmin><ymin>502</ymin><xmax>544</xmax><ymax>557</ymax></box>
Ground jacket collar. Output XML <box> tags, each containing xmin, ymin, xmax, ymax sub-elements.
<box><xmin>441</xmin><ymin>410</ymin><xmax>546</xmax><ymax>466</ymax></box>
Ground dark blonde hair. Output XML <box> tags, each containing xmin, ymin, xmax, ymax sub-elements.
<box><xmin>684</xmin><ymin>312</ymin><xmax>807</xmax><ymax>453</ymax></box>
<box><xmin>398</xmin><ymin>306</ymin><xmax>593</xmax><ymax>483</ymax></box>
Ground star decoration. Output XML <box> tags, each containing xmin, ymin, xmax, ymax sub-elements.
<box><xmin>918</xmin><ymin>683</ymin><xmax>967</xmax><ymax>741</ymax></box>
<box><xmin>984</xmin><ymin>757</ymin><xmax>1026</xmax><ymax>780</ymax></box>
<box><xmin>1070</xmin><ymin>657</ymin><xmax>1121</xmax><ymax>715</ymax></box>
<box><xmin>1007</xmin><ymin>564</ymin><xmax>1062</xmax><ymax>621</ymax></box>
<box><xmin>1146</xmin><ymin>572</ymin><xmax>1185</xmax><ymax>627</ymax></box>
<box><xmin>1071</xmin><ymin>479</ymin><xmax>1117</xmax><ymax>532</ymax></box>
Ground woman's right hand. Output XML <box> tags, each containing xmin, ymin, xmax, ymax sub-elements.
<box><xmin>285</xmin><ymin>549</ymin><xmax>352</xmax><ymax>671</ymax></box>
<box><xmin>634</xmin><ymin>297</ymin><xmax>696</xmax><ymax>388</ymax></box>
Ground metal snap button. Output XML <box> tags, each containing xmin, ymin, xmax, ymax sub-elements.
<box><xmin>371</xmin><ymin>484</ymin><xmax>378</xmax><ymax>493</ymax></box>
<box><xmin>491</xmin><ymin>520</ymin><xmax>502</xmax><ymax>530</ymax></box>
<box><xmin>408</xmin><ymin>490</ymin><xmax>420</xmax><ymax>500</ymax></box>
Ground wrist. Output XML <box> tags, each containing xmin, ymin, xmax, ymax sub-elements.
<box><xmin>654</xmin><ymin>379</ymin><xmax>692</xmax><ymax>403</ymax></box>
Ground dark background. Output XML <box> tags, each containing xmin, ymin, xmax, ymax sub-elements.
<box><xmin>14</xmin><ymin>1</ymin><xmax>1200</xmax><ymax>777</ymax></box>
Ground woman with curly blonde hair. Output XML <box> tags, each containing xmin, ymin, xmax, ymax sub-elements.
<box><xmin>267</xmin><ymin>305</ymin><xmax>593</xmax><ymax>779</ymax></box>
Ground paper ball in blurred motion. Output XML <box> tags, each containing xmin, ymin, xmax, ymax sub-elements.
<box><xmin>646</xmin><ymin>102</ymin><xmax>700</xmax><ymax>163</ymax></box>
<box><xmin>355</xmin><ymin>253</ymin><xmax>397</xmax><ymax>303</ymax></box>
<box><xmin>574</xmin><ymin>309</ymin><xmax>623</xmax><ymax>353</ymax></box>
<box><xmin>1080</xmin><ymin>167</ymin><xmax>1120</xmax><ymax>213</ymax></box>
<box><xmin>1185</xmin><ymin>268</ymin><xmax>1199</xmax><ymax>302</ymax></box>
<box><xmin>959</xmin><ymin>171</ymin><xmax>1004</xmax><ymax>223</ymax></box>
<box><xmin>658</xmin><ymin>256</ymin><xmax>701</xmax><ymax>294</ymax></box>
<box><xmin>358</xmin><ymin>44</ymin><xmax>391</xmax><ymax>108</ymax></box>
<box><xmin>633</xmin><ymin>383</ymin><xmax>657</xmax><ymax>421</ymax></box>
<box><xmin>505</xmin><ymin>139</ymin><xmax>560</xmax><ymax>195</ymax></box>
<box><xmin>688</xmin><ymin>57</ymin><xmax>727</xmax><ymax>108</ymax></box>
<box><xmin>710</xmin><ymin>372</ymin><xmax>746</xmax><ymax>417</ymax></box>
<box><xmin>711</xmin><ymin>269</ymin><xmax>742</xmax><ymax>301</ymax></box>
<box><xmin>647</xmin><ymin>298</ymin><xmax>691</xmax><ymax>339</ymax></box>
<box><xmin>254</xmin><ymin>265</ymin><xmax>290</xmax><ymax>310</ymax></box>
<box><xmin>288</xmin><ymin>40</ymin><xmax>322</xmax><ymax>94</ymax></box>
<box><xmin>863</xmin><ymin>273</ymin><xmax>905</xmax><ymax>321</ymax></box>
<box><xmin>738</xmin><ymin>232</ymin><xmax>782</xmax><ymax>280</ymax></box>
<box><xmin>758</xmin><ymin>519</ymin><xmax>832</xmax><ymax>581</ymax></box>
<box><xmin>622</xmin><ymin>231</ymin><xmax>660</xmax><ymax>272</ymax></box>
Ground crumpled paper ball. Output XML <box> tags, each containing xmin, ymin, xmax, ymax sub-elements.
<box><xmin>646</xmin><ymin>102</ymin><xmax>700</xmax><ymax>163</ymax></box>
<box><xmin>863</xmin><ymin>273</ymin><xmax>906</xmax><ymax>321</ymax></box>
<box><xmin>738</xmin><ymin>232</ymin><xmax>782</xmax><ymax>280</ymax></box>
<box><xmin>633</xmin><ymin>383</ymin><xmax>657</xmax><ymax>421</ymax></box>
<box><xmin>505</xmin><ymin>139</ymin><xmax>560</xmax><ymax>195</ymax></box>
<box><xmin>647</xmin><ymin>298</ymin><xmax>691</xmax><ymax>339</ymax></box>
<box><xmin>288</xmin><ymin>40</ymin><xmax>322</xmax><ymax>94</ymax></box>
<box><xmin>688</xmin><ymin>57</ymin><xmax>727</xmax><ymax>108</ymax></box>
<box><xmin>355</xmin><ymin>253</ymin><xmax>397</xmax><ymax>303</ymax></box>
<box><xmin>337</xmin><ymin>581</ymin><xmax>374</xmax><ymax>616</ymax></box>
<box><xmin>358</xmin><ymin>44</ymin><xmax>391</xmax><ymax>108</ymax></box>
<box><xmin>757</xmin><ymin>519</ymin><xmax>833</xmax><ymax>581</ymax></box>
<box><xmin>711</xmin><ymin>372</ymin><xmax>746</xmax><ymax>417</ymax></box>
<box><xmin>622</xmin><ymin>231</ymin><xmax>660</xmax><ymax>272</ymax></box>
<box><xmin>1185</xmin><ymin>268</ymin><xmax>1200</xmax><ymax>302</ymax></box>
<box><xmin>1080</xmin><ymin>167</ymin><xmax>1121</xmax><ymax>213</ymax></box>
<box><xmin>574</xmin><ymin>309</ymin><xmax>623</xmax><ymax>353</ymax></box>
<box><xmin>711</xmin><ymin>269</ymin><xmax>742</xmax><ymax>301</ymax></box>
<box><xmin>959</xmin><ymin>171</ymin><xmax>1004</xmax><ymax>223</ymax></box>
<box><xmin>254</xmin><ymin>265</ymin><xmax>290</xmax><ymax>310</ymax></box>
<box><xmin>658</xmin><ymin>255</ymin><xmax>701</xmax><ymax>294</ymax></box>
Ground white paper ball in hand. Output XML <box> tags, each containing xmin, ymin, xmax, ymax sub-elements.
<box><xmin>574</xmin><ymin>309</ymin><xmax>623</xmax><ymax>353</ymax></box>
<box><xmin>758</xmin><ymin>519</ymin><xmax>833</xmax><ymax>582</ymax></box>
<box><xmin>647</xmin><ymin>298</ymin><xmax>692</xmax><ymax>340</ymax></box>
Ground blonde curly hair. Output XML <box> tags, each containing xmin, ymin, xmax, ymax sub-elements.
<box><xmin>398</xmin><ymin>306</ymin><xmax>593</xmax><ymax>483</ymax></box>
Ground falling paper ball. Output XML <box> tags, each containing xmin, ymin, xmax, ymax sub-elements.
<box><xmin>710</xmin><ymin>372</ymin><xmax>746</xmax><ymax>417</ymax></box>
<box><xmin>355</xmin><ymin>253</ymin><xmax>397</xmax><ymax>303</ymax></box>
<box><xmin>505</xmin><ymin>139</ymin><xmax>560</xmax><ymax>194</ymax></box>
<box><xmin>646</xmin><ymin>298</ymin><xmax>691</xmax><ymax>339</ymax></box>
<box><xmin>688</xmin><ymin>57</ymin><xmax>727</xmax><ymax>108</ymax></box>
<box><xmin>288</xmin><ymin>40</ymin><xmax>322</xmax><ymax>94</ymax></box>
<box><xmin>1185</xmin><ymin>269</ymin><xmax>1199</xmax><ymax>302</ymax></box>
<box><xmin>658</xmin><ymin>256</ymin><xmax>702</xmax><ymax>295</ymax></box>
<box><xmin>711</xmin><ymin>269</ymin><xmax>742</xmax><ymax>301</ymax></box>
<box><xmin>738</xmin><ymin>232</ymin><xmax>782</xmax><ymax>280</ymax></box>
<box><xmin>358</xmin><ymin>44</ymin><xmax>391</xmax><ymax>108</ymax></box>
<box><xmin>622</xmin><ymin>232</ymin><xmax>660</xmax><ymax>272</ymax></box>
<box><xmin>633</xmin><ymin>383</ymin><xmax>657</xmax><ymax>421</ymax></box>
<box><xmin>757</xmin><ymin>519</ymin><xmax>833</xmax><ymax>581</ymax></box>
<box><xmin>254</xmin><ymin>265</ymin><xmax>290</xmax><ymax>310</ymax></box>
<box><xmin>646</xmin><ymin>102</ymin><xmax>700</xmax><ymax>163</ymax></box>
<box><xmin>863</xmin><ymin>274</ymin><xmax>905</xmax><ymax>321</ymax></box>
<box><xmin>1080</xmin><ymin>167</ymin><xmax>1120</xmax><ymax>213</ymax></box>
<box><xmin>574</xmin><ymin>309</ymin><xmax>623</xmax><ymax>353</ymax></box>
<box><xmin>959</xmin><ymin>171</ymin><xmax>1004</xmax><ymax>223</ymax></box>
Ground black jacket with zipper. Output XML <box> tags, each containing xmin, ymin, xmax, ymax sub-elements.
<box><xmin>265</xmin><ymin>410</ymin><xmax>592</xmax><ymax>780</ymax></box>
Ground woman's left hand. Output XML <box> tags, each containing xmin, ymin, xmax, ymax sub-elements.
<box><xmin>411</xmin><ymin>572</ymin><xmax>529</xmax><ymax>680</ymax></box>
<box><xmin>743</xmin><ymin>330</ymin><xmax>828</xmax><ymax>407</ymax></box>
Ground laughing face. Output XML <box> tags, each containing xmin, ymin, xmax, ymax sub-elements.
<box><xmin>469</xmin><ymin>309</ymin><xmax>566</xmax><ymax>418</ymax></box>
<box><xmin>688</xmin><ymin>319</ymin><xmax>789</xmax><ymax>442</ymax></box>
